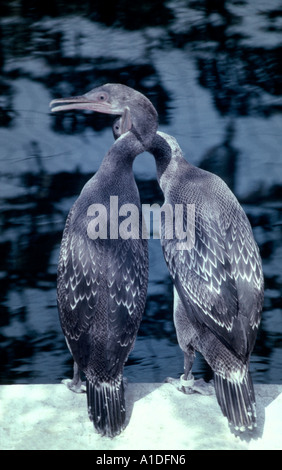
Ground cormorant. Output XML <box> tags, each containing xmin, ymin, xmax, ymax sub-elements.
<box><xmin>110</xmin><ymin>85</ymin><xmax>264</xmax><ymax>432</ymax></box>
<box><xmin>50</xmin><ymin>85</ymin><xmax>157</xmax><ymax>437</ymax></box>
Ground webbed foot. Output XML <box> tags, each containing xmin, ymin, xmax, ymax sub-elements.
<box><xmin>62</xmin><ymin>377</ymin><xmax>86</xmax><ymax>393</ymax></box>
<box><xmin>61</xmin><ymin>361</ymin><xmax>86</xmax><ymax>393</ymax></box>
<box><xmin>165</xmin><ymin>374</ymin><xmax>214</xmax><ymax>396</ymax></box>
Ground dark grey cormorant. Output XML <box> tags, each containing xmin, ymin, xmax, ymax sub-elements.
<box><xmin>109</xmin><ymin>85</ymin><xmax>264</xmax><ymax>432</ymax></box>
<box><xmin>50</xmin><ymin>85</ymin><xmax>157</xmax><ymax>437</ymax></box>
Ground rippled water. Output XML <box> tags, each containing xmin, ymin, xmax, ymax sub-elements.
<box><xmin>0</xmin><ymin>1</ymin><xmax>282</xmax><ymax>386</ymax></box>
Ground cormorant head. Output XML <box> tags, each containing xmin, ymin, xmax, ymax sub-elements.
<box><xmin>50</xmin><ymin>83</ymin><xmax>158</xmax><ymax>149</ymax></box>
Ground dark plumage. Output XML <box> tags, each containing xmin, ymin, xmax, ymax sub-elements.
<box><xmin>50</xmin><ymin>85</ymin><xmax>157</xmax><ymax>437</ymax></box>
<box><xmin>111</xmin><ymin>87</ymin><xmax>264</xmax><ymax>432</ymax></box>
<box><xmin>151</xmin><ymin>132</ymin><xmax>263</xmax><ymax>431</ymax></box>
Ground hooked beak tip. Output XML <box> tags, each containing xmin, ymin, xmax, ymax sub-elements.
<box><xmin>49</xmin><ymin>94</ymin><xmax>124</xmax><ymax>115</ymax></box>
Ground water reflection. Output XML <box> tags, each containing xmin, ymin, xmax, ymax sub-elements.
<box><xmin>199</xmin><ymin>119</ymin><xmax>238</xmax><ymax>190</ymax></box>
<box><xmin>0</xmin><ymin>1</ymin><xmax>281</xmax><ymax>386</ymax></box>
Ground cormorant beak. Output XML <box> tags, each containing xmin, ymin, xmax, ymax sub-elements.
<box><xmin>50</xmin><ymin>93</ymin><xmax>122</xmax><ymax>115</ymax></box>
<box><xmin>120</xmin><ymin>107</ymin><xmax>132</xmax><ymax>134</ymax></box>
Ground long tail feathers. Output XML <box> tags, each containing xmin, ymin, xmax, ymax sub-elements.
<box><xmin>214</xmin><ymin>372</ymin><xmax>257</xmax><ymax>431</ymax></box>
<box><xmin>86</xmin><ymin>378</ymin><xmax>126</xmax><ymax>438</ymax></box>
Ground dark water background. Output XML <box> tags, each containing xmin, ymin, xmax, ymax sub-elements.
<box><xmin>0</xmin><ymin>0</ymin><xmax>282</xmax><ymax>386</ymax></box>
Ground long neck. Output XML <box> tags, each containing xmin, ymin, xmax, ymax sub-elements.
<box><xmin>149</xmin><ymin>132</ymin><xmax>184</xmax><ymax>187</ymax></box>
<box><xmin>99</xmin><ymin>131</ymin><xmax>145</xmax><ymax>175</ymax></box>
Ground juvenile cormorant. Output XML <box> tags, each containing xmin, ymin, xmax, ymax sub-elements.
<box><xmin>50</xmin><ymin>86</ymin><xmax>157</xmax><ymax>437</ymax></box>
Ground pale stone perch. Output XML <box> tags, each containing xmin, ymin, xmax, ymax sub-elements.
<box><xmin>1</xmin><ymin>383</ymin><xmax>282</xmax><ymax>450</ymax></box>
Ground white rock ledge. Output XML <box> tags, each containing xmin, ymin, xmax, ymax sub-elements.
<box><xmin>1</xmin><ymin>383</ymin><xmax>282</xmax><ymax>450</ymax></box>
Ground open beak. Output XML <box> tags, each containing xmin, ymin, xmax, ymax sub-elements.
<box><xmin>50</xmin><ymin>94</ymin><xmax>116</xmax><ymax>114</ymax></box>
